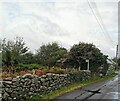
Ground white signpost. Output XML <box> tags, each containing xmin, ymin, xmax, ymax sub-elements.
<box><xmin>86</xmin><ymin>59</ymin><xmax>89</xmax><ymax>70</ymax></box>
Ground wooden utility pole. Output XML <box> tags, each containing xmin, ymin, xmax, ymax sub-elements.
<box><xmin>116</xmin><ymin>45</ymin><xmax>118</xmax><ymax>59</ymax></box>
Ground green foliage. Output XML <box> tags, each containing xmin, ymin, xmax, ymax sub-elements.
<box><xmin>63</xmin><ymin>42</ymin><xmax>108</xmax><ymax>73</ymax></box>
<box><xmin>2</xmin><ymin>37</ymin><xmax>29</xmax><ymax>66</ymax></box>
<box><xmin>11</xmin><ymin>37</ymin><xmax>29</xmax><ymax>66</ymax></box>
<box><xmin>117</xmin><ymin>58</ymin><xmax>120</xmax><ymax>66</ymax></box>
<box><xmin>5</xmin><ymin>49</ymin><xmax>11</xmax><ymax>67</ymax></box>
<box><xmin>2</xmin><ymin>36</ymin><xmax>108</xmax><ymax>75</ymax></box>
<box><xmin>2</xmin><ymin>39</ymin><xmax>13</xmax><ymax>67</ymax></box>
<box><xmin>18</xmin><ymin>64</ymin><xmax>41</xmax><ymax>70</ymax></box>
<box><xmin>36</xmin><ymin>42</ymin><xmax>67</xmax><ymax>66</ymax></box>
<box><xmin>115</xmin><ymin>66</ymin><xmax>120</xmax><ymax>71</ymax></box>
<box><xmin>20</xmin><ymin>52</ymin><xmax>35</xmax><ymax>64</ymax></box>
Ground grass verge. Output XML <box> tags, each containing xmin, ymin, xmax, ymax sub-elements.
<box><xmin>115</xmin><ymin>66</ymin><xmax>120</xmax><ymax>71</ymax></box>
<box><xmin>29</xmin><ymin>73</ymin><xmax>117</xmax><ymax>101</ymax></box>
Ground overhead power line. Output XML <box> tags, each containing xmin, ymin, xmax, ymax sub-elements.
<box><xmin>92</xmin><ymin>2</ymin><xmax>116</xmax><ymax>45</ymax></box>
<box><xmin>87</xmin><ymin>0</ymin><xmax>115</xmax><ymax>47</ymax></box>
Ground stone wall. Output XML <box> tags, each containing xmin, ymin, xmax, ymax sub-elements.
<box><xmin>2</xmin><ymin>71</ymin><xmax>91</xmax><ymax>101</ymax></box>
<box><xmin>106</xmin><ymin>65</ymin><xmax>115</xmax><ymax>76</ymax></box>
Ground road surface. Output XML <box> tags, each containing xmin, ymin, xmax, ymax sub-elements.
<box><xmin>55</xmin><ymin>72</ymin><xmax>120</xmax><ymax>100</ymax></box>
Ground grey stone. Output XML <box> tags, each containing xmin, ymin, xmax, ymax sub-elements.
<box><xmin>4</xmin><ymin>81</ymin><xmax>12</xmax><ymax>85</ymax></box>
<box><xmin>2</xmin><ymin>71</ymin><xmax>91</xmax><ymax>101</ymax></box>
<box><xmin>11</xmin><ymin>85</ymin><xmax>16</xmax><ymax>88</ymax></box>
<box><xmin>12</xmin><ymin>78</ymin><xmax>18</xmax><ymax>82</ymax></box>
<box><xmin>4</xmin><ymin>77</ymin><xmax>12</xmax><ymax>81</ymax></box>
<box><xmin>11</xmin><ymin>91</ymin><xmax>18</xmax><ymax>98</ymax></box>
<box><xmin>5</xmin><ymin>88</ymin><xmax>12</xmax><ymax>93</ymax></box>
<box><xmin>30</xmin><ymin>87</ymin><xmax>34</xmax><ymax>91</ymax></box>
<box><xmin>32</xmin><ymin>78</ymin><xmax>38</xmax><ymax>84</ymax></box>
<box><xmin>8</xmin><ymin>97</ymin><xmax>12</xmax><ymax>101</ymax></box>
<box><xmin>3</xmin><ymin>92</ymin><xmax>9</xmax><ymax>101</ymax></box>
<box><xmin>22</xmin><ymin>74</ymin><xmax>34</xmax><ymax>79</ymax></box>
<box><xmin>41</xmin><ymin>75</ymin><xmax>46</xmax><ymax>78</ymax></box>
<box><xmin>31</xmin><ymin>84</ymin><xmax>35</xmax><ymax>87</ymax></box>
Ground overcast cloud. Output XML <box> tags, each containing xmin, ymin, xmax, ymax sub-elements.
<box><xmin>0</xmin><ymin>0</ymin><xmax>118</xmax><ymax>58</ymax></box>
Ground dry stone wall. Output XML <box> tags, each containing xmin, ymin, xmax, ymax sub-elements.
<box><xmin>2</xmin><ymin>71</ymin><xmax>91</xmax><ymax>101</ymax></box>
<box><xmin>106</xmin><ymin>65</ymin><xmax>115</xmax><ymax>76</ymax></box>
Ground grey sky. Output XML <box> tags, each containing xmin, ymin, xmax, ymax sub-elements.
<box><xmin>0</xmin><ymin>0</ymin><xmax>118</xmax><ymax>58</ymax></box>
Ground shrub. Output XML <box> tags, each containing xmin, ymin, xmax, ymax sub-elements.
<box><xmin>18</xmin><ymin>64</ymin><xmax>42</xmax><ymax>70</ymax></box>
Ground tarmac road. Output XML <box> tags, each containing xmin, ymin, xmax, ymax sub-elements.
<box><xmin>55</xmin><ymin>72</ymin><xmax>120</xmax><ymax>100</ymax></box>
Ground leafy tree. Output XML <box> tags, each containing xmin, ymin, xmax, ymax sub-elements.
<box><xmin>5</xmin><ymin>48</ymin><xmax>11</xmax><ymax>67</ymax></box>
<box><xmin>36</xmin><ymin>42</ymin><xmax>67</xmax><ymax>66</ymax></box>
<box><xmin>2</xmin><ymin>39</ymin><xmax>13</xmax><ymax>67</ymax></box>
<box><xmin>1</xmin><ymin>36</ymin><xmax>108</xmax><ymax>75</ymax></box>
<box><xmin>11</xmin><ymin>37</ymin><xmax>29</xmax><ymax>66</ymax></box>
<box><xmin>20</xmin><ymin>52</ymin><xmax>35</xmax><ymax>64</ymax></box>
<box><xmin>62</xmin><ymin>42</ymin><xmax>108</xmax><ymax>73</ymax></box>
<box><xmin>2</xmin><ymin>37</ymin><xmax>29</xmax><ymax>66</ymax></box>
